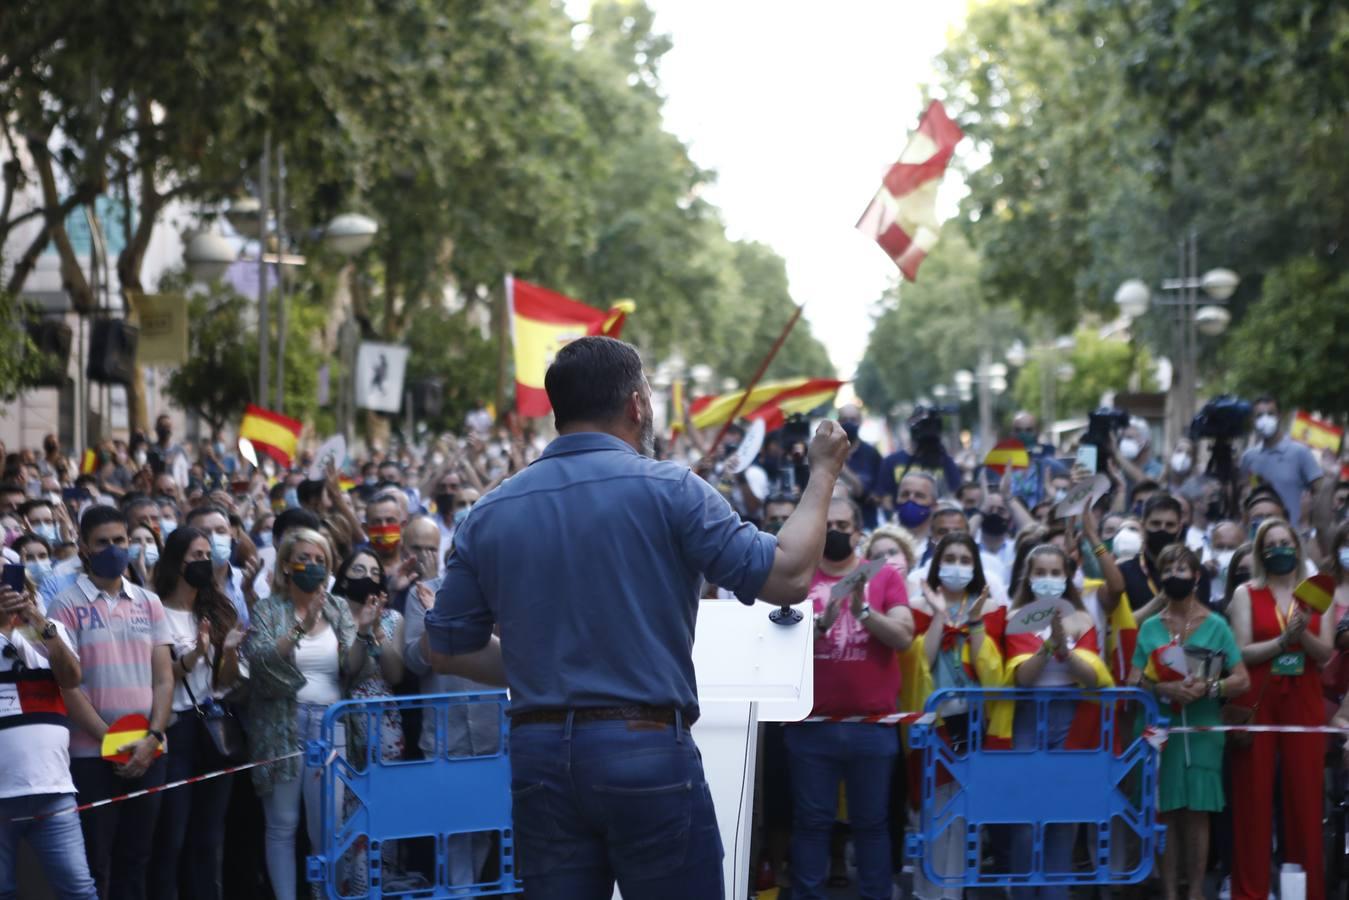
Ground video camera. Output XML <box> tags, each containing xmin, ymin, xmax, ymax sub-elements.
<box><xmin>1191</xmin><ymin>396</ymin><xmax>1251</xmax><ymax>500</ymax></box>
<box><xmin>1190</xmin><ymin>395</ymin><xmax>1252</xmax><ymax>441</ymax></box>
<box><xmin>909</xmin><ymin>406</ymin><xmax>946</xmax><ymax>446</ymax></box>
<box><xmin>1079</xmin><ymin>406</ymin><xmax>1130</xmax><ymax>473</ymax></box>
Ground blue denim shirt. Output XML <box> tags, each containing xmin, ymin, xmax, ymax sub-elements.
<box><xmin>426</xmin><ymin>432</ymin><xmax>778</xmax><ymax>719</ymax></box>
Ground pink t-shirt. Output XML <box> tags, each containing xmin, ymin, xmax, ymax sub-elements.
<box><xmin>808</xmin><ymin>564</ymin><xmax>909</xmax><ymax>716</ymax></box>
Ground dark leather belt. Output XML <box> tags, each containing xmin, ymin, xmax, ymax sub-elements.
<box><xmin>509</xmin><ymin>705</ymin><xmax>694</xmax><ymax>729</ymax></box>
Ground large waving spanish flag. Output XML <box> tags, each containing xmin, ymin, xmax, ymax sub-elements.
<box><xmin>240</xmin><ymin>405</ymin><xmax>303</xmax><ymax>470</ymax></box>
<box><xmin>509</xmin><ymin>277</ymin><xmax>635</xmax><ymax>418</ymax></box>
<box><xmin>999</xmin><ymin>625</ymin><xmax>1114</xmax><ymax>751</ymax></box>
<box><xmin>689</xmin><ymin>378</ymin><xmax>846</xmax><ymax>431</ymax></box>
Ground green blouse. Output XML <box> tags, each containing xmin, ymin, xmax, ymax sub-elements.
<box><xmin>242</xmin><ymin>591</ymin><xmax>358</xmax><ymax>796</ymax></box>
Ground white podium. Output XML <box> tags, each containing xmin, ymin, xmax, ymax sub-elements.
<box><xmin>616</xmin><ymin>598</ymin><xmax>813</xmax><ymax>899</ymax></box>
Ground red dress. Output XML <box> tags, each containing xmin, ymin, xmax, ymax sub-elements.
<box><xmin>1230</xmin><ymin>586</ymin><xmax>1325</xmax><ymax>900</ymax></box>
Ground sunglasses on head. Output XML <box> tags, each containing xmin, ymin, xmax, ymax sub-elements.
<box><xmin>2</xmin><ymin>642</ymin><xmax>25</xmax><ymax>672</ymax></box>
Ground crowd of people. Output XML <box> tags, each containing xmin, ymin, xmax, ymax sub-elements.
<box><xmin>2</xmin><ymin>392</ymin><xmax>1348</xmax><ymax>900</ymax></box>
<box><xmin>717</xmin><ymin>397</ymin><xmax>1348</xmax><ymax>900</ymax></box>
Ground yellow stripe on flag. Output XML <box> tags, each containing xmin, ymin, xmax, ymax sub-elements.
<box><xmin>1289</xmin><ymin>411</ymin><xmax>1343</xmax><ymax>453</ymax></box>
<box><xmin>1295</xmin><ymin>573</ymin><xmax>1335</xmax><ymax>614</ymax></box>
<box><xmin>690</xmin><ymin>379</ymin><xmax>810</xmax><ymax>430</ymax></box>
<box><xmin>513</xmin><ymin>315</ymin><xmax>590</xmax><ymax>392</ymax></box>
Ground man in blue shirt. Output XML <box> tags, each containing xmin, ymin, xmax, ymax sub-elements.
<box><xmin>1239</xmin><ymin>396</ymin><xmax>1322</xmax><ymax>526</ymax></box>
<box><xmin>425</xmin><ymin>336</ymin><xmax>848</xmax><ymax>900</ymax></box>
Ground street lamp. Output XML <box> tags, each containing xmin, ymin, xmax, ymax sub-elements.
<box><xmin>184</xmin><ymin>229</ymin><xmax>237</xmax><ymax>283</ymax></box>
<box><xmin>1115</xmin><ymin>235</ymin><xmax>1238</xmax><ymax>443</ymax></box>
<box><xmin>324</xmin><ymin>213</ymin><xmax>379</xmax><ymax>257</ymax></box>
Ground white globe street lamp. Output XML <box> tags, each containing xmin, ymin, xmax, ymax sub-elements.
<box><xmin>1005</xmin><ymin>341</ymin><xmax>1027</xmax><ymax>368</ymax></box>
<box><xmin>184</xmin><ymin>229</ymin><xmax>238</xmax><ymax>283</ymax></box>
<box><xmin>1114</xmin><ymin>278</ymin><xmax>1152</xmax><ymax>319</ymax></box>
<box><xmin>324</xmin><ymin>213</ymin><xmax>379</xmax><ymax>257</ymax></box>
<box><xmin>953</xmin><ymin>370</ymin><xmax>975</xmax><ymax>391</ymax></box>
<box><xmin>1200</xmin><ymin>267</ymin><xmax>1239</xmax><ymax>300</ymax></box>
<box><xmin>1195</xmin><ymin>305</ymin><xmax>1232</xmax><ymax>337</ymax></box>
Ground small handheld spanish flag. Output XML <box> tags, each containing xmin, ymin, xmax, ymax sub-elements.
<box><xmin>984</xmin><ymin>439</ymin><xmax>1030</xmax><ymax>475</ymax></box>
<box><xmin>1294</xmin><ymin>573</ymin><xmax>1335</xmax><ymax>615</ymax></box>
<box><xmin>80</xmin><ymin>448</ymin><xmax>98</xmax><ymax>475</ymax></box>
<box><xmin>102</xmin><ymin>714</ymin><xmax>165</xmax><ymax>764</ymax></box>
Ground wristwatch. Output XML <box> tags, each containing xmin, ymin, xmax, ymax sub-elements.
<box><xmin>147</xmin><ymin>728</ymin><xmax>166</xmax><ymax>747</ymax></box>
<box><xmin>857</xmin><ymin>604</ymin><xmax>873</xmax><ymax>622</ymax></box>
<box><xmin>39</xmin><ymin>621</ymin><xmax>59</xmax><ymax>641</ymax></box>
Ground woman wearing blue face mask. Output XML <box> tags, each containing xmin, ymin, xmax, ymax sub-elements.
<box><xmin>127</xmin><ymin>524</ymin><xmax>162</xmax><ymax>589</ymax></box>
<box><xmin>243</xmin><ymin>528</ymin><xmax>370</xmax><ymax>900</ymax></box>
<box><xmin>12</xmin><ymin>533</ymin><xmax>55</xmax><ymax>591</ymax></box>
<box><xmin>1003</xmin><ymin>544</ymin><xmax>1114</xmax><ymax>900</ymax></box>
<box><xmin>907</xmin><ymin>532</ymin><xmax>1006</xmax><ymax>897</ymax></box>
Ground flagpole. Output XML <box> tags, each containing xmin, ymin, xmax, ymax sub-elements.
<box><xmin>703</xmin><ymin>304</ymin><xmax>805</xmax><ymax>461</ymax></box>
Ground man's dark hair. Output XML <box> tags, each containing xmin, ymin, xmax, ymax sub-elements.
<box><xmin>18</xmin><ymin>498</ymin><xmax>52</xmax><ymax>520</ymax></box>
<box><xmin>122</xmin><ymin>495</ymin><xmax>158</xmax><ymax>520</ymax></box>
<box><xmin>1142</xmin><ymin>492</ymin><xmax>1183</xmax><ymax>521</ymax></box>
<box><xmin>269</xmin><ymin>482</ymin><xmax>288</xmax><ymax>502</ymax></box>
<box><xmin>0</xmin><ymin>481</ymin><xmax>26</xmax><ymax>498</ymax></box>
<box><xmin>273</xmin><ymin>507</ymin><xmax>322</xmax><ymax>543</ymax></box>
<box><xmin>297</xmin><ymin>479</ymin><xmax>326</xmax><ymax>506</ymax></box>
<box><xmin>926</xmin><ymin>531</ymin><xmax>988</xmax><ymax>599</ymax></box>
<box><xmin>544</xmin><ymin>336</ymin><xmax>645</xmax><ymax>430</ymax></box>
<box><xmin>185</xmin><ymin>503</ymin><xmax>230</xmax><ymax>528</ymax></box>
<box><xmin>1243</xmin><ymin>485</ymin><xmax>1287</xmax><ymax>517</ymax></box>
<box><xmin>765</xmin><ymin>493</ymin><xmax>798</xmax><ymax>508</ymax></box>
<box><xmin>79</xmin><ymin>505</ymin><xmax>126</xmax><ymax>542</ymax></box>
<box><xmin>74</xmin><ymin>474</ymin><xmax>97</xmax><ymax>489</ymax></box>
<box><xmin>368</xmin><ymin>491</ymin><xmax>403</xmax><ymax>510</ymax></box>
<box><xmin>1253</xmin><ymin>395</ymin><xmax>1278</xmax><ymax>410</ymax></box>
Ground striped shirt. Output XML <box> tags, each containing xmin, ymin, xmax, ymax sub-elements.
<box><xmin>47</xmin><ymin>575</ymin><xmax>173</xmax><ymax>758</ymax></box>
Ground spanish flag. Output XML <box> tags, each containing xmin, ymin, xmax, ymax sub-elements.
<box><xmin>509</xmin><ymin>277</ymin><xmax>635</xmax><ymax>418</ymax></box>
<box><xmin>689</xmin><ymin>378</ymin><xmax>846</xmax><ymax>431</ymax></box>
<box><xmin>102</xmin><ymin>713</ymin><xmax>165</xmax><ymax>763</ymax></box>
<box><xmin>240</xmin><ymin>405</ymin><xmax>303</xmax><ymax>470</ymax></box>
<box><xmin>1000</xmin><ymin>625</ymin><xmax>1113</xmax><ymax>751</ymax></box>
<box><xmin>80</xmin><ymin>448</ymin><xmax>98</xmax><ymax>475</ymax></box>
<box><xmin>1294</xmin><ymin>573</ymin><xmax>1336</xmax><ymax>614</ymax></box>
<box><xmin>983</xmin><ymin>439</ymin><xmax>1030</xmax><ymax>475</ymax></box>
<box><xmin>1288</xmin><ymin>410</ymin><xmax>1343</xmax><ymax>453</ymax></box>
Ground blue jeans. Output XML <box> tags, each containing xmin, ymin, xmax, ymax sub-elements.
<box><xmin>0</xmin><ymin>793</ymin><xmax>98</xmax><ymax>899</ymax></box>
<box><xmin>508</xmin><ymin>716</ymin><xmax>723</xmax><ymax>899</ymax></box>
<box><xmin>1010</xmin><ymin>702</ymin><xmax>1076</xmax><ymax>900</ymax></box>
<box><xmin>783</xmin><ymin>722</ymin><xmax>898</xmax><ymax>900</ymax></box>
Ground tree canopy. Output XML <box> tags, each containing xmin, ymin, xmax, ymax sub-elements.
<box><xmin>1</xmin><ymin>0</ymin><xmax>833</xmax><ymax>425</ymax></box>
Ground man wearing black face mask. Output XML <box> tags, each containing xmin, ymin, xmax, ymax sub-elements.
<box><xmin>1107</xmin><ymin>492</ymin><xmax>1214</xmax><ymax>614</ymax></box>
<box><xmin>976</xmin><ymin>491</ymin><xmax>1016</xmax><ymax>583</ymax></box>
<box><xmin>837</xmin><ymin>405</ymin><xmax>883</xmax><ymax>530</ymax></box>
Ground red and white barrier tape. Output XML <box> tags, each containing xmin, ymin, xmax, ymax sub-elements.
<box><xmin>803</xmin><ymin>713</ymin><xmax>935</xmax><ymax>725</ymax></box>
<box><xmin>6</xmin><ymin>750</ymin><xmax>304</xmax><ymax>823</ymax></box>
<box><xmin>803</xmin><ymin>715</ymin><xmax>1349</xmax><ymax>741</ymax></box>
<box><xmin>1144</xmin><ymin>723</ymin><xmax>1349</xmax><ymax>751</ymax></box>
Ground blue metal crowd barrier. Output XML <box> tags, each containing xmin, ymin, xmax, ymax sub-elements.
<box><xmin>307</xmin><ymin>690</ymin><xmax>519</xmax><ymax>899</ymax></box>
<box><xmin>906</xmin><ymin>686</ymin><xmax>1166</xmax><ymax>890</ymax></box>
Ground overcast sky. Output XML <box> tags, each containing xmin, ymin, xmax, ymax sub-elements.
<box><xmin>646</xmin><ymin>1</ymin><xmax>968</xmax><ymax>383</ymax></box>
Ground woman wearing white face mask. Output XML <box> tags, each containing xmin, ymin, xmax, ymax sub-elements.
<box><xmin>906</xmin><ymin>532</ymin><xmax>1007</xmax><ymax>898</ymax></box>
<box><xmin>127</xmin><ymin>523</ymin><xmax>162</xmax><ymax>588</ymax></box>
<box><xmin>1003</xmin><ymin>544</ymin><xmax>1114</xmax><ymax>900</ymax></box>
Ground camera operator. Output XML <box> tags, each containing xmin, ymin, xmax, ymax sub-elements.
<box><xmin>837</xmin><ymin>405</ymin><xmax>884</xmax><ymax>530</ymax></box>
<box><xmin>1239</xmin><ymin>396</ymin><xmax>1322</xmax><ymax>528</ymax></box>
<box><xmin>878</xmin><ymin>407</ymin><xmax>962</xmax><ymax>517</ymax></box>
